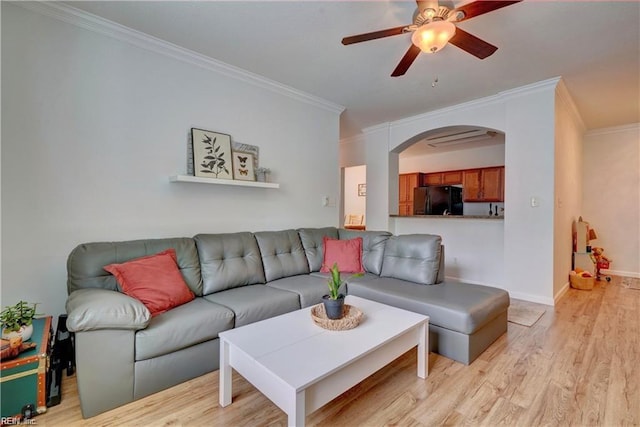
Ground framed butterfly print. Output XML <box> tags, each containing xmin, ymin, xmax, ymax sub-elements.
<box><xmin>232</xmin><ymin>152</ymin><xmax>255</xmax><ymax>181</ymax></box>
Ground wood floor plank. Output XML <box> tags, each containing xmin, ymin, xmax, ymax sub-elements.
<box><xmin>36</xmin><ymin>276</ymin><xmax>639</xmax><ymax>426</ymax></box>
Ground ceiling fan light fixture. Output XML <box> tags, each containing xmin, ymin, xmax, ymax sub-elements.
<box><xmin>411</xmin><ymin>20</ymin><xmax>456</xmax><ymax>54</ymax></box>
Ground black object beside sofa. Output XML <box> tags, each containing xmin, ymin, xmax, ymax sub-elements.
<box><xmin>65</xmin><ymin>227</ymin><xmax>509</xmax><ymax>418</ymax></box>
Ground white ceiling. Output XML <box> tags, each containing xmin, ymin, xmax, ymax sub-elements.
<box><xmin>64</xmin><ymin>1</ymin><xmax>640</xmax><ymax>140</ymax></box>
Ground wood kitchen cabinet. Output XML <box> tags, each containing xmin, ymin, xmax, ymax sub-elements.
<box><xmin>462</xmin><ymin>167</ymin><xmax>504</xmax><ymax>202</ymax></box>
<box><xmin>442</xmin><ymin>170</ymin><xmax>463</xmax><ymax>185</ymax></box>
<box><xmin>423</xmin><ymin>170</ymin><xmax>463</xmax><ymax>186</ymax></box>
<box><xmin>399</xmin><ymin>173</ymin><xmax>423</xmax><ymax>216</ymax></box>
<box><xmin>423</xmin><ymin>173</ymin><xmax>442</xmax><ymax>186</ymax></box>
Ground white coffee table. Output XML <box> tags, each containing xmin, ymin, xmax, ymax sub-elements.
<box><xmin>219</xmin><ymin>295</ymin><xmax>429</xmax><ymax>426</ymax></box>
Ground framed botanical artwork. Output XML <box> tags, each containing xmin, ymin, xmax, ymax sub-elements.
<box><xmin>358</xmin><ymin>183</ymin><xmax>366</xmax><ymax>196</ymax></box>
<box><xmin>232</xmin><ymin>152</ymin><xmax>255</xmax><ymax>181</ymax></box>
<box><xmin>191</xmin><ymin>128</ymin><xmax>233</xmax><ymax>180</ymax></box>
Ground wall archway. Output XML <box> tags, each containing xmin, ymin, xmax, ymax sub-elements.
<box><xmin>391</xmin><ymin>125</ymin><xmax>506</xmax><ymax>154</ymax></box>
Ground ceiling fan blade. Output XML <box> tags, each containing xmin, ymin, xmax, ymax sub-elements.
<box><xmin>449</xmin><ymin>27</ymin><xmax>498</xmax><ymax>59</ymax></box>
<box><xmin>342</xmin><ymin>26</ymin><xmax>409</xmax><ymax>45</ymax></box>
<box><xmin>391</xmin><ymin>44</ymin><xmax>422</xmax><ymax>77</ymax></box>
<box><xmin>453</xmin><ymin>1</ymin><xmax>522</xmax><ymax>22</ymax></box>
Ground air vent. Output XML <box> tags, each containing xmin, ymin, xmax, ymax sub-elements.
<box><xmin>426</xmin><ymin>129</ymin><xmax>497</xmax><ymax>148</ymax></box>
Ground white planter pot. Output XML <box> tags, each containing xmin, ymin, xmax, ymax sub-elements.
<box><xmin>2</xmin><ymin>323</ymin><xmax>33</xmax><ymax>342</ymax></box>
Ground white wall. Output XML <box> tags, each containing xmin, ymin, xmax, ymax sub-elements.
<box><xmin>339</xmin><ymin>134</ymin><xmax>366</xmax><ymax>169</ymax></box>
<box><xmin>1</xmin><ymin>4</ymin><xmax>342</xmax><ymax>320</ymax></box>
<box><xmin>365</xmin><ymin>125</ymin><xmax>394</xmax><ymax>231</ymax></box>
<box><xmin>583</xmin><ymin>124</ymin><xmax>640</xmax><ymax>277</ymax></box>
<box><xmin>553</xmin><ymin>82</ymin><xmax>586</xmax><ymax>297</ymax></box>
<box><xmin>343</xmin><ymin>165</ymin><xmax>366</xmax><ymax>224</ymax></box>
<box><xmin>394</xmin><ymin>217</ymin><xmax>504</xmax><ymax>287</ymax></box>
<box><xmin>502</xmin><ymin>82</ymin><xmax>557</xmax><ymax>304</ymax></box>
<box><xmin>341</xmin><ymin>79</ymin><xmax>561</xmax><ymax>304</ymax></box>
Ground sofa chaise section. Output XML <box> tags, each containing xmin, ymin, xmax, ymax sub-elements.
<box><xmin>347</xmin><ymin>278</ymin><xmax>509</xmax><ymax>364</ymax></box>
<box><xmin>347</xmin><ymin>234</ymin><xmax>509</xmax><ymax>364</ymax></box>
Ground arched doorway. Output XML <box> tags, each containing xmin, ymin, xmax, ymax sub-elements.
<box><xmin>394</xmin><ymin>125</ymin><xmax>505</xmax><ymax>217</ymax></box>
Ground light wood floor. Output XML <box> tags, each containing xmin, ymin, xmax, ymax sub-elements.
<box><xmin>39</xmin><ymin>276</ymin><xmax>639</xmax><ymax>426</ymax></box>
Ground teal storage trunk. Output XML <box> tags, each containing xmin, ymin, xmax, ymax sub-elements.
<box><xmin>1</xmin><ymin>316</ymin><xmax>52</xmax><ymax>420</ymax></box>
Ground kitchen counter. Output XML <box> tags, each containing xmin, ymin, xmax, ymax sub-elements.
<box><xmin>390</xmin><ymin>215</ymin><xmax>504</xmax><ymax>220</ymax></box>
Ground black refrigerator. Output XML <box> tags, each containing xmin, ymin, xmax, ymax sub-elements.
<box><xmin>413</xmin><ymin>186</ymin><xmax>463</xmax><ymax>215</ymax></box>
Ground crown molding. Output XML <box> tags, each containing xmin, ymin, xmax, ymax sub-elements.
<box><xmin>362</xmin><ymin>122</ymin><xmax>390</xmax><ymax>135</ymax></box>
<box><xmin>339</xmin><ymin>133</ymin><xmax>366</xmax><ymax>146</ymax></box>
<box><xmin>389</xmin><ymin>94</ymin><xmax>504</xmax><ymax>132</ymax></box>
<box><xmin>15</xmin><ymin>1</ymin><xmax>345</xmax><ymax>115</ymax></box>
<box><xmin>498</xmin><ymin>77</ymin><xmax>561</xmax><ymax>99</ymax></box>
<box><xmin>360</xmin><ymin>77</ymin><xmax>562</xmax><ymax>138</ymax></box>
<box><xmin>555</xmin><ymin>79</ymin><xmax>586</xmax><ymax>132</ymax></box>
<box><xmin>585</xmin><ymin>122</ymin><xmax>640</xmax><ymax>137</ymax></box>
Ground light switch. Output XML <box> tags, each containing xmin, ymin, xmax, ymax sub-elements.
<box><xmin>321</xmin><ymin>196</ymin><xmax>329</xmax><ymax>207</ymax></box>
<box><xmin>530</xmin><ymin>196</ymin><xmax>539</xmax><ymax>207</ymax></box>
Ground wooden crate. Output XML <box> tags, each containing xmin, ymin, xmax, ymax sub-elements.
<box><xmin>1</xmin><ymin>316</ymin><xmax>52</xmax><ymax>421</ymax></box>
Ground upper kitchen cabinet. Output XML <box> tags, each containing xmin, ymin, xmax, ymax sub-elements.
<box><xmin>399</xmin><ymin>172</ymin><xmax>423</xmax><ymax>216</ymax></box>
<box><xmin>423</xmin><ymin>173</ymin><xmax>442</xmax><ymax>186</ymax></box>
<box><xmin>463</xmin><ymin>167</ymin><xmax>504</xmax><ymax>202</ymax></box>
<box><xmin>423</xmin><ymin>170</ymin><xmax>463</xmax><ymax>186</ymax></box>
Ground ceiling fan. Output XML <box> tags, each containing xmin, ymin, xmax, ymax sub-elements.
<box><xmin>341</xmin><ymin>0</ymin><xmax>522</xmax><ymax>77</ymax></box>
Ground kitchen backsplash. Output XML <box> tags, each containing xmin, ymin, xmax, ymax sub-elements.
<box><xmin>464</xmin><ymin>202</ymin><xmax>504</xmax><ymax>216</ymax></box>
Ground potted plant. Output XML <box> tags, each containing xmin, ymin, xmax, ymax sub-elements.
<box><xmin>323</xmin><ymin>263</ymin><xmax>363</xmax><ymax>320</ymax></box>
<box><xmin>1</xmin><ymin>301</ymin><xmax>41</xmax><ymax>341</ymax></box>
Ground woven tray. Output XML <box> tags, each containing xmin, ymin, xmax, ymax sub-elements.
<box><xmin>311</xmin><ymin>304</ymin><xmax>363</xmax><ymax>331</ymax></box>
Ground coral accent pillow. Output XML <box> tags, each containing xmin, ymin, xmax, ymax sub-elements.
<box><xmin>320</xmin><ymin>237</ymin><xmax>364</xmax><ymax>273</ymax></box>
<box><xmin>103</xmin><ymin>249</ymin><xmax>194</xmax><ymax>317</ymax></box>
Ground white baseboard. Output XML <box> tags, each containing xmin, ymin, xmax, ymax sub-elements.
<box><xmin>554</xmin><ymin>282</ymin><xmax>570</xmax><ymax>305</ymax></box>
<box><xmin>602</xmin><ymin>269</ymin><xmax>640</xmax><ymax>279</ymax></box>
<box><xmin>444</xmin><ymin>276</ymin><xmax>555</xmax><ymax>306</ymax></box>
<box><xmin>508</xmin><ymin>291</ymin><xmax>555</xmax><ymax>306</ymax></box>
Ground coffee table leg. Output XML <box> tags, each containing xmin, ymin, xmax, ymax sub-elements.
<box><xmin>287</xmin><ymin>390</ymin><xmax>305</xmax><ymax>427</ymax></box>
<box><xmin>417</xmin><ymin>322</ymin><xmax>429</xmax><ymax>378</ymax></box>
<box><xmin>219</xmin><ymin>338</ymin><xmax>232</xmax><ymax>407</ymax></box>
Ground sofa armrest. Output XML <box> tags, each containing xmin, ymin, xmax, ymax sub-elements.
<box><xmin>66</xmin><ymin>289</ymin><xmax>151</xmax><ymax>332</ymax></box>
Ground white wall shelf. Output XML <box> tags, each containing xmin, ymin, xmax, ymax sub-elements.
<box><xmin>169</xmin><ymin>175</ymin><xmax>280</xmax><ymax>189</ymax></box>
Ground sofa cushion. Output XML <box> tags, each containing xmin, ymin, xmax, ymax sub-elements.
<box><xmin>338</xmin><ymin>229</ymin><xmax>391</xmax><ymax>275</ymax></box>
<box><xmin>194</xmin><ymin>232</ymin><xmax>266</xmax><ymax>294</ymax></box>
<box><xmin>320</xmin><ymin>237</ymin><xmax>364</xmax><ymax>273</ymax></box>
<box><xmin>380</xmin><ymin>234</ymin><xmax>442</xmax><ymax>285</ymax></box>
<box><xmin>254</xmin><ymin>230</ymin><xmax>310</xmax><ymax>282</ymax></box>
<box><xmin>135</xmin><ymin>298</ymin><xmax>234</xmax><ymax>361</ymax></box>
<box><xmin>266</xmin><ymin>275</ymin><xmax>331</xmax><ymax>308</ymax></box>
<box><xmin>103</xmin><ymin>249</ymin><xmax>195</xmax><ymax>317</ymax></box>
<box><xmin>204</xmin><ymin>285</ymin><xmax>300</xmax><ymax>327</ymax></box>
<box><xmin>297</xmin><ymin>227</ymin><xmax>339</xmax><ymax>272</ymax></box>
<box><xmin>67</xmin><ymin>237</ymin><xmax>202</xmax><ymax>296</ymax></box>
<box><xmin>348</xmin><ymin>278</ymin><xmax>509</xmax><ymax>334</ymax></box>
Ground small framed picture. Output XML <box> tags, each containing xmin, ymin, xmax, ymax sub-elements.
<box><xmin>232</xmin><ymin>152</ymin><xmax>255</xmax><ymax>181</ymax></box>
<box><xmin>358</xmin><ymin>183</ymin><xmax>366</xmax><ymax>197</ymax></box>
<box><xmin>191</xmin><ymin>128</ymin><xmax>233</xmax><ymax>180</ymax></box>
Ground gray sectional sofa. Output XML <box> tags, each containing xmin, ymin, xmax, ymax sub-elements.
<box><xmin>65</xmin><ymin>227</ymin><xmax>509</xmax><ymax>418</ymax></box>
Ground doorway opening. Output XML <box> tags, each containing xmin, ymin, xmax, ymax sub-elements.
<box><xmin>343</xmin><ymin>165</ymin><xmax>366</xmax><ymax>229</ymax></box>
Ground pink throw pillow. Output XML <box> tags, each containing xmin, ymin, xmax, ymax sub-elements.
<box><xmin>320</xmin><ymin>237</ymin><xmax>364</xmax><ymax>273</ymax></box>
<box><xmin>104</xmin><ymin>249</ymin><xmax>194</xmax><ymax>317</ymax></box>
